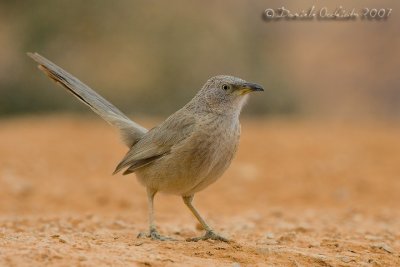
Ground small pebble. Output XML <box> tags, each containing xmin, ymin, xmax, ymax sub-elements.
<box><xmin>339</xmin><ymin>256</ymin><xmax>352</xmax><ymax>263</ymax></box>
<box><xmin>371</xmin><ymin>243</ymin><xmax>393</xmax><ymax>254</ymax></box>
<box><xmin>265</xmin><ymin>232</ymin><xmax>275</xmax><ymax>239</ymax></box>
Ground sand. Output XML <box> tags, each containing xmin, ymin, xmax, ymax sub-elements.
<box><xmin>0</xmin><ymin>116</ymin><xmax>399</xmax><ymax>266</ymax></box>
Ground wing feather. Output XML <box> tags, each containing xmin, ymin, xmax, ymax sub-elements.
<box><xmin>113</xmin><ymin>112</ymin><xmax>195</xmax><ymax>175</ymax></box>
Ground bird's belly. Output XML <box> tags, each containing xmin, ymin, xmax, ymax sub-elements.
<box><xmin>135</xmin><ymin>124</ymin><xmax>239</xmax><ymax>195</ymax></box>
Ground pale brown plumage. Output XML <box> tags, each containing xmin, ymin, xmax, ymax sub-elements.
<box><xmin>28</xmin><ymin>52</ymin><xmax>264</xmax><ymax>242</ymax></box>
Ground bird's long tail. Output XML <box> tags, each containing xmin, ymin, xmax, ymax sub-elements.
<box><xmin>28</xmin><ymin>52</ymin><xmax>147</xmax><ymax>147</ymax></box>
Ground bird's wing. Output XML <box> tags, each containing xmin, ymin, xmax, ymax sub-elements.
<box><xmin>28</xmin><ymin>52</ymin><xmax>147</xmax><ymax>147</ymax></box>
<box><xmin>114</xmin><ymin>113</ymin><xmax>196</xmax><ymax>175</ymax></box>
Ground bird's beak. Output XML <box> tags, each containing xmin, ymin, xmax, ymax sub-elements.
<box><xmin>238</xmin><ymin>82</ymin><xmax>264</xmax><ymax>95</ymax></box>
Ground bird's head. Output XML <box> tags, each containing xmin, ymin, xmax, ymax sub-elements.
<box><xmin>195</xmin><ymin>75</ymin><xmax>264</xmax><ymax>115</ymax></box>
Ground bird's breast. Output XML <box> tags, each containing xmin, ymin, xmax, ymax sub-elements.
<box><xmin>135</xmin><ymin>115</ymin><xmax>241</xmax><ymax>195</ymax></box>
<box><xmin>179</xmin><ymin>116</ymin><xmax>240</xmax><ymax>193</ymax></box>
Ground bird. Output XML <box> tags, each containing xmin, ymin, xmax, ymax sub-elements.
<box><xmin>28</xmin><ymin>52</ymin><xmax>264</xmax><ymax>242</ymax></box>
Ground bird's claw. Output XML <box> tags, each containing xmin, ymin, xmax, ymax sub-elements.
<box><xmin>137</xmin><ymin>229</ymin><xmax>176</xmax><ymax>241</ymax></box>
<box><xmin>186</xmin><ymin>230</ymin><xmax>229</xmax><ymax>242</ymax></box>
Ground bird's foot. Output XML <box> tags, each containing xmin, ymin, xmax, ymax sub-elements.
<box><xmin>137</xmin><ymin>229</ymin><xmax>176</xmax><ymax>241</ymax></box>
<box><xmin>186</xmin><ymin>230</ymin><xmax>229</xmax><ymax>242</ymax></box>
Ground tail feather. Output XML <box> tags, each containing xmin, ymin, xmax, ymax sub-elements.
<box><xmin>28</xmin><ymin>52</ymin><xmax>147</xmax><ymax>147</ymax></box>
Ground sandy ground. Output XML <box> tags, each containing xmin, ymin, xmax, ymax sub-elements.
<box><xmin>0</xmin><ymin>116</ymin><xmax>399</xmax><ymax>266</ymax></box>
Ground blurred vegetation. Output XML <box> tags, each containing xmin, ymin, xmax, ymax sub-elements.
<box><xmin>0</xmin><ymin>0</ymin><xmax>399</xmax><ymax>119</ymax></box>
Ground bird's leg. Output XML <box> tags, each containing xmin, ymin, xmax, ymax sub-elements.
<box><xmin>182</xmin><ymin>195</ymin><xmax>229</xmax><ymax>242</ymax></box>
<box><xmin>137</xmin><ymin>188</ymin><xmax>174</xmax><ymax>241</ymax></box>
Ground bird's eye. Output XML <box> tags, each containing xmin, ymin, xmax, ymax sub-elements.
<box><xmin>222</xmin><ymin>84</ymin><xmax>230</xmax><ymax>90</ymax></box>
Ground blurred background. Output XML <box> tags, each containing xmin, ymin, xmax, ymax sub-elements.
<box><xmin>0</xmin><ymin>0</ymin><xmax>399</xmax><ymax>119</ymax></box>
<box><xmin>0</xmin><ymin>1</ymin><xmax>400</xmax><ymax>265</ymax></box>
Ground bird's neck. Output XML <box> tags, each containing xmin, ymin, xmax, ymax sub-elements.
<box><xmin>185</xmin><ymin>95</ymin><xmax>247</xmax><ymax>119</ymax></box>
